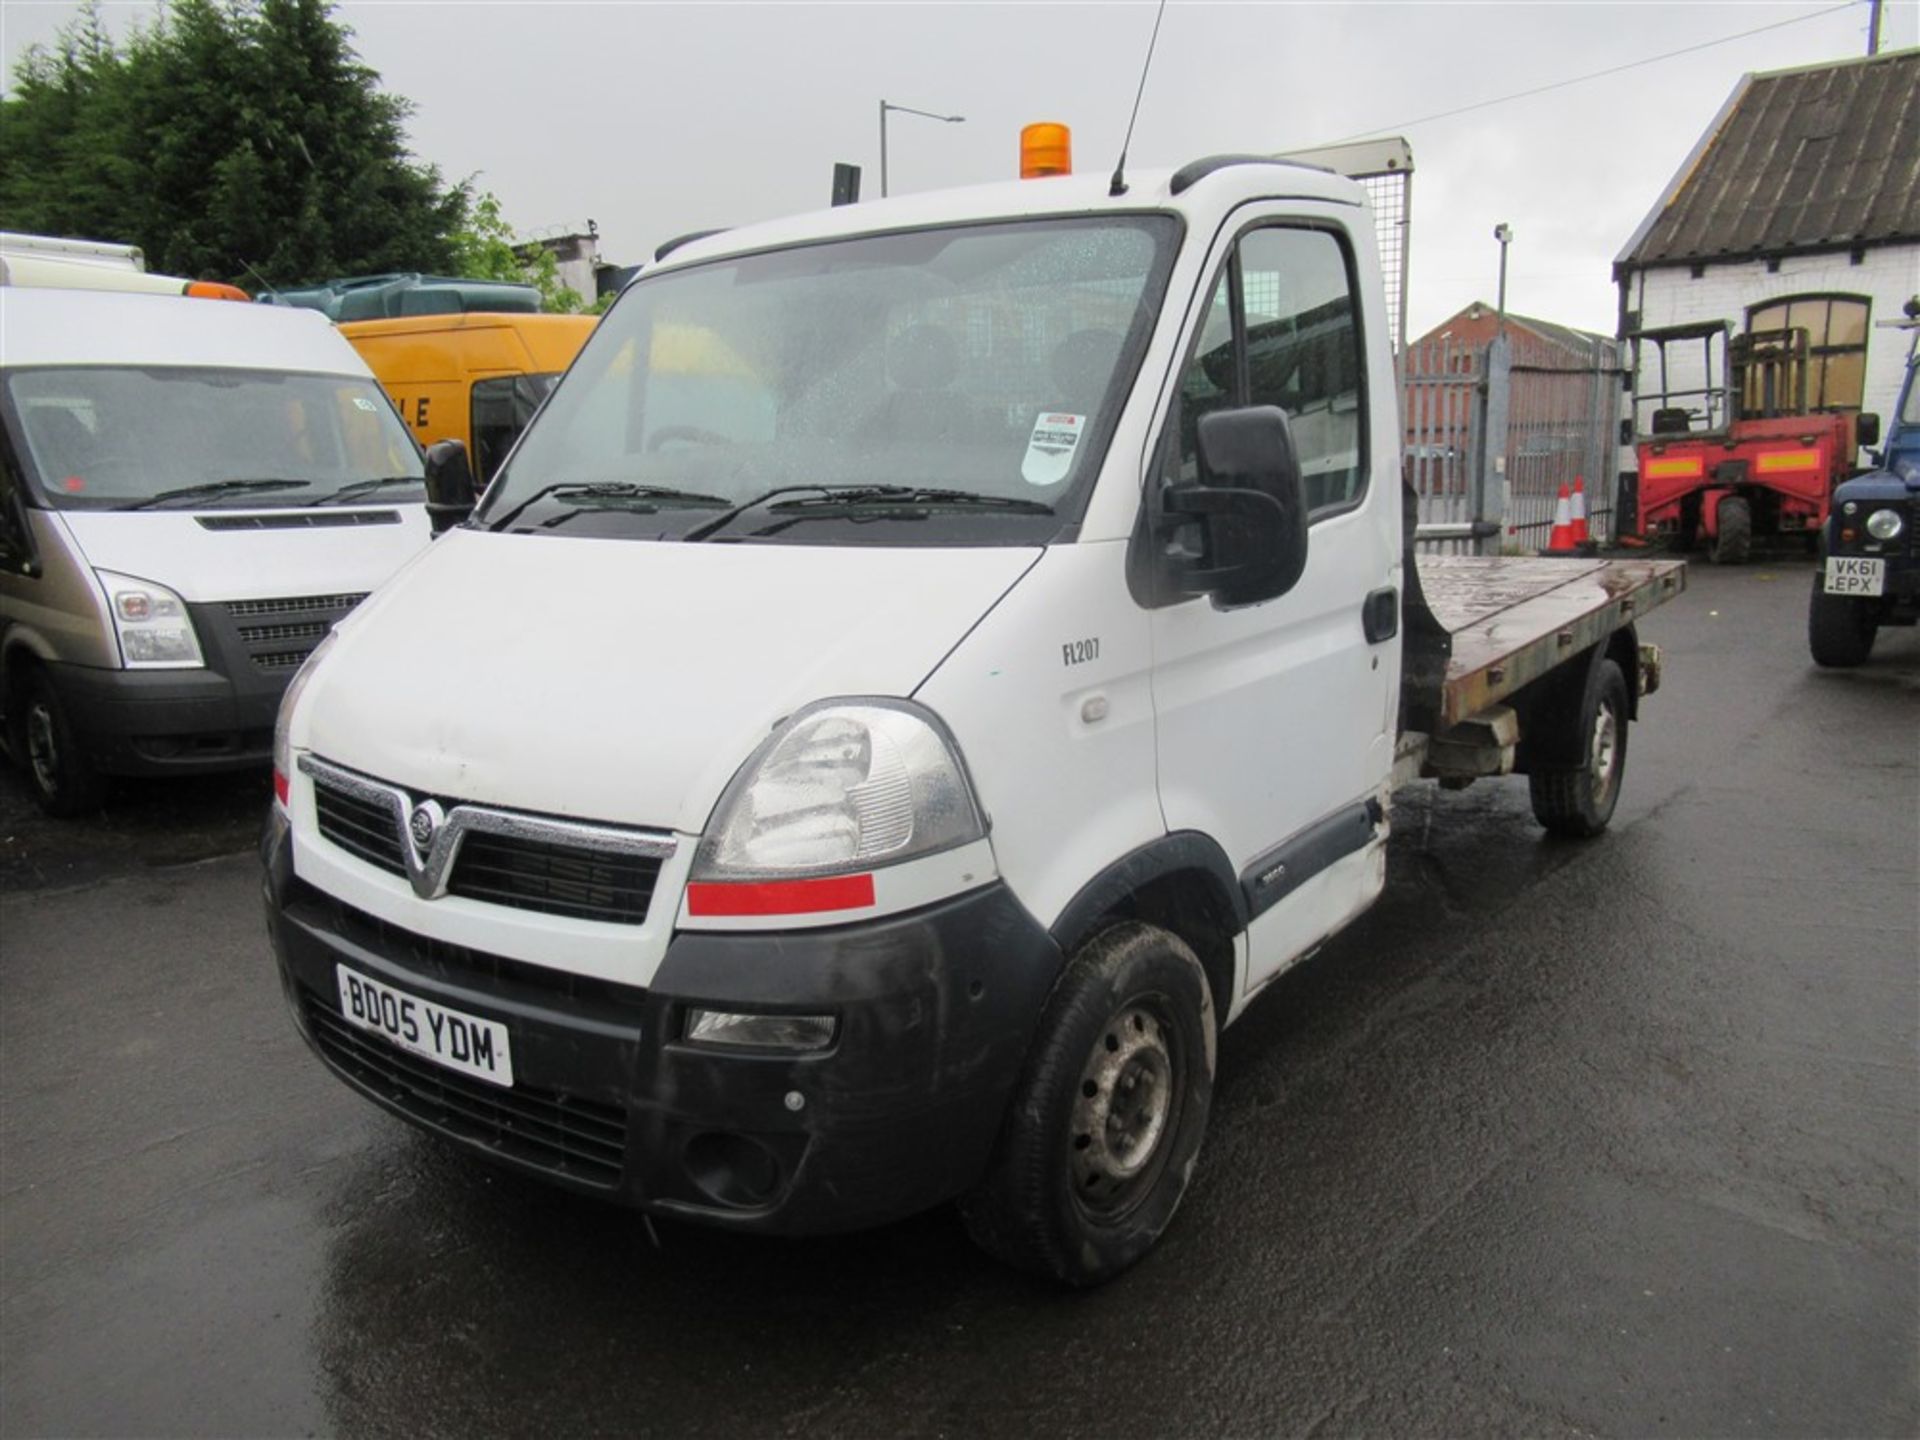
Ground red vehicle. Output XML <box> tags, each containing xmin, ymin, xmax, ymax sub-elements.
<box><xmin>1627</xmin><ymin>320</ymin><xmax>1877</xmax><ymax>563</ymax></box>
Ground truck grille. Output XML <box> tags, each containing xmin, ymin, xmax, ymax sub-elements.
<box><xmin>305</xmin><ymin>760</ymin><xmax>669</xmax><ymax>926</ymax></box>
<box><xmin>221</xmin><ymin>593</ymin><xmax>366</xmax><ymax>673</ymax></box>
<box><xmin>314</xmin><ymin>784</ymin><xmax>409</xmax><ymax>875</ymax></box>
<box><xmin>304</xmin><ymin>995</ymin><xmax>626</xmax><ymax>1187</ymax></box>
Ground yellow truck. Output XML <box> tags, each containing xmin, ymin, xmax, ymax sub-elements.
<box><xmin>340</xmin><ymin>313</ymin><xmax>597</xmax><ymax>483</ymax></box>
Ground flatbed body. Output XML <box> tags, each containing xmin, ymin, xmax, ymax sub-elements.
<box><xmin>1415</xmin><ymin>555</ymin><xmax>1688</xmax><ymax>731</ymax></box>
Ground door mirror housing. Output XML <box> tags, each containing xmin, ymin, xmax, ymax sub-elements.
<box><xmin>1159</xmin><ymin>406</ymin><xmax>1309</xmax><ymax>606</ymax></box>
<box><xmin>423</xmin><ymin>439</ymin><xmax>477</xmax><ymax>535</ymax></box>
<box><xmin>1855</xmin><ymin>412</ymin><xmax>1880</xmax><ymax>450</ymax></box>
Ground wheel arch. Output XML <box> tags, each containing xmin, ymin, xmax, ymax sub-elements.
<box><xmin>1513</xmin><ymin>626</ymin><xmax>1639</xmax><ymax>772</ymax></box>
<box><xmin>1048</xmin><ymin>832</ymin><xmax>1246</xmax><ymax>1025</ymax></box>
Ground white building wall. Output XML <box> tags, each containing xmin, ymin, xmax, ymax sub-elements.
<box><xmin>1627</xmin><ymin>244</ymin><xmax>1918</xmax><ymax>429</ymax></box>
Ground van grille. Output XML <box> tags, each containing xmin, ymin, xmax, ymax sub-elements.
<box><xmin>304</xmin><ymin>995</ymin><xmax>627</xmax><ymax>1187</ymax></box>
<box><xmin>220</xmin><ymin>594</ymin><xmax>365</xmax><ymax>673</ymax></box>
<box><xmin>304</xmin><ymin>761</ymin><xmax>668</xmax><ymax>927</ymax></box>
<box><xmin>313</xmin><ymin>783</ymin><xmax>408</xmax><ymax>875</ymax></box>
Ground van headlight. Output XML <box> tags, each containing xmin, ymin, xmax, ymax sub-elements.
<box><xmin>1865</xmin><ymin>508</ymin><xmax>1903</xmax><ymax>541</ymax></box>
<box><xmin>692</xmin><ymin>700</ymin><xmax>985</xmax><ymax>879</ymax></box>
<box><xmin>97</xmin><ymin>570</ymin><xmax>203</xmax><ymax>668</ymax></box>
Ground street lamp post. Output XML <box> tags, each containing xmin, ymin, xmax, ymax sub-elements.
<box><xmin>879</xmin><ymin>100</ymin><xmax>965</xmax><ymax>198</ymax></box>
<box><xmin>1493</xmin><ymin>223</ymin><xmax>1513</xmax><ymax>333</ymax></box>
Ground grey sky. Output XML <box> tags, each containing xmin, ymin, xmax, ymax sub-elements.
<box><xmin>3</xmin><ymin>1</ymin><xmax>1912</xmax><ymax>338</ymax></box>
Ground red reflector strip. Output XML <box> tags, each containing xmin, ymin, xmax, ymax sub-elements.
<box><xmin>273</xmin><ymin>768</ymin><xmax>289</xmax><ymax>806</ymax></box>
<box><xmin>686</xmin><ymin>873</ymin><xmax>876</xmax><ymax>917</ymax></box>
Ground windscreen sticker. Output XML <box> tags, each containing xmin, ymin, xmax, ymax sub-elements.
<box><xmin>1022</xmin><ymin>412</ymin><xmax>1086</xmax><ymax>487</ymax></box>
<box><xmin>352</xmin><ymin>397</ymin><xmax>379</xmax><ymax>412</ymax></box>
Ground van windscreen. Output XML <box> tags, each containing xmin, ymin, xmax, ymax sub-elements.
<box><xmin>480</xmin><ymin>216</ymin><xmax>1180</xmax><ymax>545</ymax></box>
<box><xmin>3</xmin><ymin>366</ymin><xmax>424</xmax><ymax>510</ymax></box>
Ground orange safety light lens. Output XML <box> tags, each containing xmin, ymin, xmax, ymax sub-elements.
<box><xmin>186</xmin><ymin>280</ymin><xmax>251</xmax><ymax>302</ymax></box>
<box><xmin>1020</xmin><ymin>122</ymin><xmax>1072</xmax><ymax>179</ymax></box>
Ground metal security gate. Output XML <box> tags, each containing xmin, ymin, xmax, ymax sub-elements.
<box><xmin>1401</xmin><ymin>332</ymin><xmax>1625</xmax><ymax>555</ymax></box>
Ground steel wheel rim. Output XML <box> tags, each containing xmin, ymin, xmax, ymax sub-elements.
<box><xmin>26</xmin><ymin>701</ymin><xmax>58</xmax><ymax>796</ymax></box>
<box><xmin>1070</xmin><ymin>1000</ymin><xmax>1181</xmax><ymax>1219</ymax></box>
<box><xmin>1589</xmin><ymin>703</ymin><xmax>1619</xmax><ymax>806</ymax></box>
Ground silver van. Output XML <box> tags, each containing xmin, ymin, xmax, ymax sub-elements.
<box><xmin>0</xmin><ymin>289</ymin><xmax>432</xmax><ymax>814</ymax></box>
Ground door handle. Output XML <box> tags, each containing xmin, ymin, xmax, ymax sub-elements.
<box><xmin>1363</xmin><ymin>587</ymin><xmax>1399</xmax><ymax>643</ymax></box>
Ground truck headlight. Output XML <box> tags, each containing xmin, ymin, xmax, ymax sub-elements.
<box><xmin>97</xmin><ymin>570</ymin><xmax>203</xmax><ymax>668</ymax></box>
<box><xmin>1865</xmin><ymin>508</ymin><xmax>1903</xmax><ymax>541</ymax></box>
<box><xmin>272</xmin><ymin>632</ymin><xmax>336</xmax><ymax>808</ymax></box>
<box><xmin>692</xmin><ymin>700</ymin><xmax>984</xmax><ymax>879</ymax></box>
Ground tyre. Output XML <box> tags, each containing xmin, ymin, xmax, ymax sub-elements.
<box><xmin>960</xmin><ymin>921</ymin><xmax>1216</xmax><ymax>1287</ymax></box>
<box><xmin>15</xmin><ymin>668</ymin><xmax>107</xmax><ymax>817</ymax></box>
<box><xmin>1529</xmin><ymin>657</ymin><xmax>1629</xmax><ymax>838</ymax></box>
<box><xmin>1709</xmin><ymin>494</ymin><xmax>1751</xmax><ymax>564</ymax></box>
<box><xmin>1807</xmin><ymin>575</ymin><xmax>1877</xmax><ymax>667</ymax></box>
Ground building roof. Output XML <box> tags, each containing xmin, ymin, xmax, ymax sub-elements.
<box><xmin>1615</xmin><ymin>48</ymin><xmax>1920</xmax><ymax>273</ymax></box>
<box><xmin>1414</xmin><ymin>300</ymin><xmax>1611</xmax><ymax>354</ymax></box>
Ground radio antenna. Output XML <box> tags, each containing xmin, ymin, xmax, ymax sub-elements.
<box><xmin>1109</xmin><ymin>0</ymin><xmax>1169</xmax><ymax>198</ymax></box>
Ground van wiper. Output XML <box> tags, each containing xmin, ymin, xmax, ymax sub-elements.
<box><xmin>487</xmin><ymin>481</ymin><xmax>730</xmax><ymax>532</ymax></box>
<box><xmin>120</xmin><ymin>478</ymin><xmax>311</xmax><ymax>510</ymax></box>
<box><xmin>684</xmin><ymin>485</ymin><xmax>1052</xmax><ymax>542</ymax></box>
<box><xmin>311</xmin><ymin>475</ymin><xmax>426</xmax><ymax>505</ymax></box>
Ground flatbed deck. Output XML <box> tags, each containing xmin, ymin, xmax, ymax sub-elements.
<box><xmin>1414</xmin><ymin>555</ymin><xmax>1689</xmax><ymax>731</ymax></box>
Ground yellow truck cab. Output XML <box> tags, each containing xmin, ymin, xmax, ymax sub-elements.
<box><xmin>340</xmin><ymin>313</ymin><xmax>596</xmax><ymax>484</ymax></box>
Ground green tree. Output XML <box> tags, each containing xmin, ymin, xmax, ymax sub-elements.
<box><xmin>0</xmin><ymin>0</ymin><xmax>468</xmax><ymax>287</ymax></box>
<box><xmin>444</xmin><ymin>190</ymin><xmax>588</xmax><ymax>314</ymax></box>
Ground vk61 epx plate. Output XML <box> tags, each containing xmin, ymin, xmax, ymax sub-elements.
<box><xmin>1825</xmin><ymin>556</ymin><xmax>1885</xmax><ymax>597</ymax></box>
<box><xmin>335</xmin><ymin>964</ymin><xmax>515</xmax><ymax>1087</ymax></box>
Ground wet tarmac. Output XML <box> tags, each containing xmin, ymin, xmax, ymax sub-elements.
<box><xmin>2</xmin><ymin>558</ymin><xmax>1915</xmax><ymax>1437</ymax></box>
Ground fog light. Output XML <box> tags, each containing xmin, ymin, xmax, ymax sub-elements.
<box><xmin>685</xmin><ymin>1009</ymin><xmax>835</xmax><ymax>1051</ymax></box>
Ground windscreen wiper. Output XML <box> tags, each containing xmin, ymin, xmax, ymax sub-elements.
<box><xmin>311</xmin><ymin>475</ymin><xmax>426</xmax><ymax>506</ymax></box>
<box><xmin>120</xmin><ymin>478</ymin><xmax>311</xmax><ymax>511</ymax></box>
<box><xmin>486</xmin><ymin>481</ymin><xmax>730</xmax><ymax>533</ymax></box>
<box><xmin>684</xmin><ymin>485</ymin><xmax>1052</xmax><ymax>542</ymax></box>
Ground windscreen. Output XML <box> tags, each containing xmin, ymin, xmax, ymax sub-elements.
<box><xmin>482</xmin><ymin>216</ymin><xmax>1179</xmax><ymax>544</ymax></box>
<box><xmin>4</xmin><ymin>366</ymin><xmax>424</xmax><ymax>509</ymax></box>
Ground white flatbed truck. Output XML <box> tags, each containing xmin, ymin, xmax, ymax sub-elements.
<box><xmin>263</xmin><ymin>145</ymin><xmax>1685</xmax><ymax>1285</ymax></box>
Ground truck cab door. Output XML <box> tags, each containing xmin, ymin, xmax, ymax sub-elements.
<box><xmin>1140</xmin><ymin>210</ymin><xmax>1401</xmax><ymax>1003</ymax></box>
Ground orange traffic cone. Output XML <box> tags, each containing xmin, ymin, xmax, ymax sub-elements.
<box><xmin>1570</xmin><ymin>476</ymin><xmax>1591</xmax><ymax>549</ymax></box>
<box><xmin>1545</xmin><ymin>482</ymin><xmax>1577</xmax><ymax>555</ymax></box>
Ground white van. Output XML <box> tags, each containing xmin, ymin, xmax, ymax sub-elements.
<box><xmin>264</xmin><ymin>153</ymin><xmax>1682</xmax><ymax>1284</ymax></box>
<box><xmin>0</xmin><ymin>289</ymin><xmax>432</xmax><ymax>814</ymax></box>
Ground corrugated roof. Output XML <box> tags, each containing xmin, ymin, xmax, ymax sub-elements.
<box><xmin>1617</xmin><ymin>48</ymin><xmax>1920</xmax><ymax>270</ymax></box>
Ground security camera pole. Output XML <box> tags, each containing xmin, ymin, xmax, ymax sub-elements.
<box><xmin>1493</xmin><ymin>223</ymin><xmax>1513</xmax><ymax>335</ymax></box>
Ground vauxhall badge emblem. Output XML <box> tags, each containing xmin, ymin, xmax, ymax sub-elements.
<box><xmin>408</xmin><ymin>799</ymin><xmax>444</xmax><ymax>854</ymax></box>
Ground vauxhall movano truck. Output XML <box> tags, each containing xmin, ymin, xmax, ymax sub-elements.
<box><xmin>264</xmin><ymin>143</ymin><xmax>1686</xmax><ymax>1285</ymax></box>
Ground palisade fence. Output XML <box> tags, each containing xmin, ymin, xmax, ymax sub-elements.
<box><xmin>1400</xmin><ymin>332</ymin><xmax>1626</xmax><ymax>555</ymax></box>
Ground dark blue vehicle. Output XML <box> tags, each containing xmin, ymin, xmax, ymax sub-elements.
<box><xmin>1809</xmin><ymin>312</ymin><xmax>1920</xmax><ymax>667</ymax></box>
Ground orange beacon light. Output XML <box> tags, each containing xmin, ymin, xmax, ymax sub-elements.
<box><xmin>1020</xmin><ymin>123</ymin><xmax>1072</xmax><ymax>179</ymax></box>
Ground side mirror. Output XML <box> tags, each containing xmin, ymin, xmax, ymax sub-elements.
<box><xmin>1161</xmin><ymin>406</ymin><xmax>1309</xmax><ymax>606</ymax></box>
<box><xmin>423</xmin><ymin>439</ymin><xmax>476</xmax><ymax>535</ymax></box>
<box><xmin>1619</xmin><ymin>417</ymin><xmax>1635</xmax><ymax>446</ymax></box>
<box><xmin>1855</xmin><ymin>412</ymin><xmax>1880</xmax><ymax>450</ymax></box>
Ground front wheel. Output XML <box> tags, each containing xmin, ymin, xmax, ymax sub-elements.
<box><xmin>961</xmin><ymin>922</ymin><xmax>1216</xmax><ymax>1287</ymax></box>
<box><xmin>1808</xmin><ymin>576</ymin><xmax>1877</xmax><ymax>667</ymax></box>
<box><xmin>15</xmin><ymin>668</ymin><xmax>108</xmax><ymax>817</ymax></box>
<box><xmin>1529</xmin><ymin>657</ymin><xmax>1629</xmax><ymax>838</ymax></box>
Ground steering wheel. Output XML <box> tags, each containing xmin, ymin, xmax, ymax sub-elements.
<box><xmin>647</xmin><ymin>426</ymin><xmax>731</xmax><ymax>452</ymax></box>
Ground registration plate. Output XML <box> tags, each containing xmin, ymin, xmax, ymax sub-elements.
<box><xmin>335</xmin><ymin>965</ymin><xmax>514</xmax><ymax>1087</ymax></box>
<box><xmin>1825</xmin><ymin>556</ymin><xmax>1885</xmax><ymax>597</ymax></box>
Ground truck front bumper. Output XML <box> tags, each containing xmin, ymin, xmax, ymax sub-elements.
<box><xmin>263</xmin><ymin>819</ymin><xmax>1063</xmax><ymax>1234</ymax></box>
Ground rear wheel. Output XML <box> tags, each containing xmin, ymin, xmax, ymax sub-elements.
<box><xmin>1808</xmin><ymin>575</ymin><xmax>1877</xmax><ymax>667</ymax></box>
<box><xmin>1710</xmin><ymin>494</ymin><xmax>1751</xmax><ymax>564</ymax></box>
<box><xmin>960</xmin><ymin>921</ymin><xmax>1216</xmax><ymax>1287</ymax></box>
<box><xmin>15</xmin><ymin>668</ymin><xmax>107</xmax><ymax>817</ymax></box>
<box><xmin>1529</xmin><ymin>658</ymin><xmax>1629</xmax><ymax>838</ymax></box>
